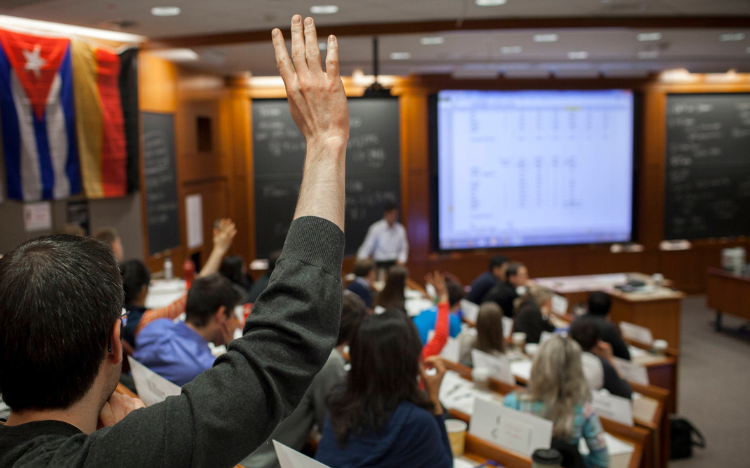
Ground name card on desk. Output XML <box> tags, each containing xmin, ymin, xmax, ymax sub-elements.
<box><xmin>472</xmin><ymin>349</ymin><xmax>515</xmax><ymax>385</ymax></box>
<box><xmin>461</xmin><ymin>300</ymin><xmax>480</xmax><ymax>323</ymax></box>
<box><xmin>503</xmin><ymin>316</ymin><xmax>514</xmax><ymax>339</ymax></box>
<box><xmin>619</xmin><ymin>322</ymin><xmax>653</xmax><ymax>345</ymax></box>
<box><xmin>551</xmin><ymin>294</ymin><xmax>569</xmax><ymax>315</ymax></box>
<box><xmin>592</xmin><ymin>389</ymin><xmax>634</xmax><ymax>426</ymax></box>
<box><xmin>275</xmin><ymin>441</ymin><xmax>330</xmax><ymax>468</ymax></box>
<box><xmin>613</xmin><ymin>357</ymin><xmax>650</xmax><ymax>385</ymax></box>
<box><xmin>470</xmin><ymin>399</ymin><xmax>553</xmax><ymax>457</ymax></box>
<box><xmin>128</xmin><ymin>357</ymin><xmax>182</xmax><ymax>407</ymax></box>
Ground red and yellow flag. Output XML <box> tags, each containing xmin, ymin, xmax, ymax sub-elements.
<box><xmin>71</xmin><ymin>40</ymin><xmax>126</xmax><ymax>198</ymax></box>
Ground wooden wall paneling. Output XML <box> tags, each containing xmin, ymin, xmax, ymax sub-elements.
<box><xmin>638</xmin><ymin>90</ymin><xmax>667</xmax><ymax>249</ymax></box>
<box><xmin>183</xmin><ymin>179</ymin><xmax>230</xmax><ymax>267</ymax></box>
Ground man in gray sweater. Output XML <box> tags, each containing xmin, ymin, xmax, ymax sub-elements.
<box><xmin>0</xmin><ymin>14</ymin><xmax>348</xmax><ymax>468</ymax></box>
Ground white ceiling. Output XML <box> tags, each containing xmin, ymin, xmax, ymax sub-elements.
<box><xmin>1</xmin><ymin>0</ymin><xmax>749</xmax><ymax>76</ymax></box>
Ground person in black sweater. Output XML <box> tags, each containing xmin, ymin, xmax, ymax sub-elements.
<box><xmin>246</xmin><ymin>250</ymin><xmax>281</xmax><ymax>304</ymax></box>
<box><xmin>482</xmin><ymin>262</ymin><xmax>529</xmax><ymax>317</ymax></box>
<box><xmin>346</xmin><ymin>258</ymin><xmax>376</xmax><ymax>308</ymax></box>
<box><xmin>569</xmin><ymin>319</ymin><xmax>632</xmax><ymax>400</ymax></box>
<box><xmin>466</xmin><ymin>255</ymin><xmax>508</xmax><ymax>305</ymax></box>
<box><xmin>571</xmin><ymin>292</ymin><xmax>631</xmax><ymax>361</ymax></box>
<box><xmin>513</xmin><ymin>285</ymin><xmax>556</xmax><ymax>344</ymax></box>
<box><xmin>0</xmin><ymin>17</ymin><xmax>349</xmax><ymax>468</ymax></box>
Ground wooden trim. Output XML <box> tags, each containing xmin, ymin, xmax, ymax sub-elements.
<box><xmin>146</xmin><ymin>16</ymin><xmax>750</xmax><ymax>49</ymax></box>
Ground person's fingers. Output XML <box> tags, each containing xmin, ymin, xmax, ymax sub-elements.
<box><xmin>272</xmin><ymin>28</ymin><xmax>294</xmax><ymax>84</ymax></box>
<box><xmin>133</xmin><ymin>398</ymin><xmax>146</xmax><ymax>410</ymax></box>
<box><xmin>290</xmin><ymin>15</ymin><xmax>308</xmax><ymax>76</ymax></box>
<box><xmin>98</xmin><ymin>401</ymin><xmax>115</xmax><ymax>427</ymax></box>
<box><xmin>325</xmin><ymin>35</ymin><xmax>339</xmax><ymax>79</ymax></box>
<box><xmin>303</xmin><ymin>17</ymin><xmax>322</xmax><ymax>73</ymax></box>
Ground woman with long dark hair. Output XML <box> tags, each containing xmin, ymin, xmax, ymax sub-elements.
<box><xmin>373</xmin><ymin>265</ymin><xmax>408</xmax><ymax>312</ymax></box>
<box><xmin>315</xmin><ymin>310</ymin><xmax>453</xmax><ymax>467</ymax></box>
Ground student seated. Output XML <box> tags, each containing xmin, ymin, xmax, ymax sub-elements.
<box><xmin>413</xmin><ymin>278</ymin><xmax>464</xmax><ymax>345</ymax></box>
<box><xmin>569</xmin><ymin>320</ymin><xmax>632</xmax><ymax>400</ymax></box>
<box><xmin>466</xmin><ymin>255</ymin><xmax>508</xmax><ymax>304</ymax></box>
<box><xmin>373</xmin><ymin>265</ymin><xmax>408</xmax><ymax>312</ymax></box>
<box><xmin>513</xmin><ymin>285</ymin><xmax>556</xmax><ymax>344</ymax></box>
<box><xmin>93</xmin><ymin>227</ymin><xmax>125</xmax><ymax>262</ymax></box>
<box><xmin>571</xmin><ymin>292</ymin><xmax>630</xmax><ymax>361</ymax></box>
<box><xmin>241</xmin><ymin>292</ymin><xmax>367</xmax><ymax>468</ymax></box>
<box><xmin>504</xmin><ymin>336</ymin><xmax>610</xmax><ymax>468</ymax></box>
<box><xmin>0</xmin><ymin>16</ymin><xmax>350</xmax><ymax>468</ymax></box>
<box><xmin>134</xmin><ymin>274</ymin><xmax>242</xmax><ymax>386</ymax></box>
<box><xmin>316</xmin><ymin>311</ymin><xmax>453</xmax><ymax>468</ymax></box>
<box><xmin>246</xmin><ymin>250</ymin><xmax>281</xmax><ymax>304</ymax></box>
<box><xmin>346</xmin><ymin>258</ymin><xmax>376</xmax><ymax>308</ymax></box>
<box><xmin>482</xmin><ymin>261</ymin><xmax>529</xmax><ymax>317</ymax></box>
<box><xmin>458</xmin><ymin>302</ymin><xmax>506</xmax><ymax>367</ymax></box>
<box><xmin>220</xmin><ymin>255</ymin><xmax>254</xmax><ymax>304</ymax></box>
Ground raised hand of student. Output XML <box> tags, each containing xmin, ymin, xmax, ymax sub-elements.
<box><xmin>420</xmin><ymin>356</ymin><xmax>447</xmax><ymax>415</ymax></box>
<box><xmin>213</xmin><ymin>219</ymin><xmax>237</xmax><ymax>253</ymax></box>
<box><xmin>592</xmin><ymin>340</ymin><xmax>614</xmax><ymax>363</ymax></box>
<box><xmin>425</xmin><ymin>271</ymin><xmax>448</xmax><ymax>303</ymax></box>
<box><xmin>98</xmin><ymin>392</ymin><xmax>145</xmax><ymax>429</ymax></box>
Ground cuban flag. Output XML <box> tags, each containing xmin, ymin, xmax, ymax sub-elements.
<box><xmin>0</xmin><ymin>29</ymin><xmax>80</xmax><ymax>201</ymax></box>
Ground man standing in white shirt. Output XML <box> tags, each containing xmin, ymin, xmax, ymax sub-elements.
<box><xmin>357</xmin><ymin>202</ymin><xmax>409</xmax><ymax>269</ymax></box>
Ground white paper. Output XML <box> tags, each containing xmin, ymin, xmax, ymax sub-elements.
<box><xmin>613</xmin><ymin>357</ymin><xmax>650</xmax><ymax>385</ymax></box>
<box><xmin>472</xmin><ymin>349</ymin><xmax>515</xmax><ymax>385</ymax></box>
<box><xmin>579</xmin><ymin>433</ymin><xmax>635</xmax><ymax>456</ymax></box>
<box><xmin>591</xmin><ymin>389</ymin><xmax>634</xmax><ymax>426</ymax></box>
<box><xmin>274</xmin><ymin>440</ymin><xmax>331</xmax><ymax>468</ymax></box>
<box><xmin>438</xmin><ymin>370</ymin><xmax>493</xmax><ymax>415</ymax></box>
<box><xmin>470</xmin><ymin>398</ymin><xmax>553</xmax><ymax>457</ymax></box>
<box><xmin>441</xmin><ymin>336</ymin><xmax>461</xmax><ymax>362</ymax></box>
<box><xmin>405</xmin><ymin>297</ymin><xmax>435</xmax><ymax>317</ymax></box>
<box><xmin>461</xmin><ymin>300</ymin><xmax>480</xmax><ymax>323</ymax></box>
<box><xmin>510</xmin><ymin>359</ymin><xmax>533</xmax><ymax>381</ymax></box>
<box><xmin>551</xmin><ymin>294</ymin><xmax>569</xmax><ymax>315</ymax></box>
<box><xmin>540</xmin><ymin>331</ymin><xmax>555</xmax><ymax>343</ymax></box>
<box><xmin>502</xmin><ymin>316</ymin><xmax>514</xmax><ymax>339</ymax></box>
<box><xmin>186</xmin><ymin>194</ymin><xmax>203</xmax><ymax>249</ymax></box>
<box><xmin>619</xmin><ymin>322</ymin><xmax>654</xmax><ymax>345</ymax></box>
<box><xmin>128</xmin><ymin>356</ymin><xmax>182</xmax><ymax>407</ymax></box>
<box><xmin>628</xmin><ymin>346</ymin><xmax>647</xmax><ymax>358</ymax></box>
<box><xmin>453</xmin><ymin>459</ymin><xmax>476</xmax><ymax>468</ymax></box>
<box><xmin>24</xmin><ymin>202</ymin><xmax>52</xmax><ymax>232</ymax></box>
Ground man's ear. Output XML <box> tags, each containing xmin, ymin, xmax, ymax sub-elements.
<box><xmin>108</xmin><ymin>320</ymin><xmax>123</xmax><ymax>366</ymax></box>
<box><xmin>213</xmin><ymin>306</ymin><xmax>227</xmax><ymax>324</ymax></box>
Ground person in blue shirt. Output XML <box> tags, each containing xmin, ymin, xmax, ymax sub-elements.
<box><xmin>134</xmin><ymin>273</ymin><xmax>242</xmax><ymax>386</ymax></box>
<box><xmin>413</xmin><ymin>278</ymin><xmax>464</xmax><ymax>345</ymax></box>
<box><xmin>466</xmin><ymin>255</ymin><xmax>508</xmax><ymax>305</ymax></box>
<box><xmin>316</xmin><ymin>310</ymin><xmax>453</xmax><ymax>468</ymax></box>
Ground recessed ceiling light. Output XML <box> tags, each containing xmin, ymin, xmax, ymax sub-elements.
<box><xmin>420</xmin><ymin>36</ymin><xmax>445</xmax><ymax>45</ymax></box>
<box><xmin>719</xmin><ymin>33</ymin><xmax>745</xmax><ymax>42</ymax></box>
<box><xmin>637</xmin><ymin>32</ymin><xmax>662</xmax><ymax>42</ymax></box>
<box><xmin>638</xmin><ymin>50</ymin><xmax>659</xmax><ymax>59</ymax></box>
<box><xmin>390</xmin><ymin>52</ymin><xmax>411</xmax><ymax>60</ymax></box>
<box><xmin>151</xmin><ymin>6</ymin><xmax>181</xmax><ymax>16</ymax></box>
<box><xmin>501</xmin><ymin>46</ymin><xmax>522</xmax><ymax>54</ymax></box>
<box><xmin>476</xmin><ymin>0</ymin><xmax>507</xmax><ymax>5</ymax></box>
<box><xmin>567</xmin><ymin>51</ymin><xmax>588</xmax><ymax>60</ymax></box>
<box><xmin>533</xmin><ymin>34</ymin><xmax>558</xmax><ymax>43</ymax></box>
<box><xmin>310</xmin><ymin>5</ymin><xmax>339</xmax><ymax>14</ymax></box>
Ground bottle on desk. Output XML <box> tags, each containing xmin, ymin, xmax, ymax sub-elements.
<box><xmin>163</xmin><ymin>255</ymin><xmax>174</xmax><ymax>280</ymax></box>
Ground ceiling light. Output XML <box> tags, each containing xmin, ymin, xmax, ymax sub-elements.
<box><xmin>637</xmin><ymin>32</ymin><xmax>662</xmax><ymax>41</ymax></box>
<box><xmin>420</xmin><ymin>36</ymin><xmax>445</xmax><ymax>45</ymax></box>
<box><xmin>533</xmin><ymin>34</ymin><xmax>558</xmax><ymax>43</ymax></box>
<box><xmin>149</xmin><ymin>48</ymin><xmax>198</xmax><ymax>61</ymax></box>
<box><xmin>390</xmin><ymin>52</ymin><xmax>411</xmax><ymax>60</ymax></box>
<box><xmin>151</xmin><ymin>6</ymin><xmax>181</xmax><ymax>16</ymax></box>
<box><xmin>310</xmin><ymin>5</ymin><xmax>339</xmax><ymax>14</ymax></box>
<box><xmin>638</xmin><ymin>50</ymin><xmax>659</xmax><ymax>59</ymax></box>
<box><xmin>719</xmin><ymin>33</ymin><xmax>745</xmax><ymax>42</ymax></box>
<box><xmin>501</xmin><ymin>46</ymin><xmax>522</xmax><ymax>54</ymax></box>
<box><xmin>567</xmin><ymin>51</ymin><xmax>588</xmax><ymax>60</ymax></box>
<box><xmin>475</xmin><ymin>0</ymin><xmax>507</xmax><ymax>5</ymax></box>
<box><xmin>0</xmin><ymin>14</ymin><xmax>145</xmax><ymax>42</ymax></box>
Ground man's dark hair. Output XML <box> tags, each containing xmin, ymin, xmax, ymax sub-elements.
<box><xmin>93</xmin><ymin>227</ymin><xmax>119</xmax><ymax>244</ymax></box>
<box><xmin>383</xmin><ymin>202</ymin><xmax>398</xmax><ymax>214</ymax></box>
<box><xmin>185</xmin><ymin>274</ymin><xmax>242</xmax><ymax>327</ymax></box>
<box><xmin>0</xmin><ymin>235</ymin><xmax>122</xmax><ymax>411</ymax></box>
<box><xmin>569</xmin><ymin>319</ymin><xmax>600</xmax><ymax>352</ymax></box>
<box><xmin>121</xmin><ymin>260</ymin><xmax>151</xmax><ymax>304</ymax></box>
<box><xmin>489</xmin><ymin>255</ymin><xmax>509</xmax><ymax>271</ymax></box>
<box><xmin>353</xmin><ymin>258</ymin><xmax>375</xmax><ymax>278</ymax></box>
<box><xmin>339</xmin><ymin>292</ymin><xmax>367</xmax><ymax>346</ymax></box>
<box><xmin>220</xmin><ymin>256</ymin><xmax>246</xmax><ymax>287</ymax></box>
<box><xmin>268</xmin><ymin>250</ymin><xmax>282</xmax><ymax>276</ymax></box>
<box><xmin>588</xmin><ymin>291</ymin><xmax>612</xmax><ymax>317</ymax></box>
<box><xmin>446</xmin><ymin>279</ymin><xmax>464</xmax><ymax>308</ymax></box>
<box><xmin>506</xmin><ymin>262</ymin><xmax>525</xmax><ymax>280</ymax></box>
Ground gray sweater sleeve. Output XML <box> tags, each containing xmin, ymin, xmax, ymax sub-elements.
<box><xmin>77</xmin><ymin>216</ymin><xmax>345</xmax><ymax>468</ymax></box>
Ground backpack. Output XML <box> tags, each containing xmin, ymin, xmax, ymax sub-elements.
<box><xmin>670</xmin><ymin>416</ymin><xmax>706</xmax><ymax>460</ymax></box>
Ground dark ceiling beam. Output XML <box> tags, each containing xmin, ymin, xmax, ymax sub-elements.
<box><xmin>145</xmin><ymin>16</ymin><xmax>750</xmax><ymax>49</ymax></box>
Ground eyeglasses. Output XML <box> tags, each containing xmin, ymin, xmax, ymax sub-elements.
<box><xmin>108</xmin><ymin>308</ymin><xmax>131</xmax><ymax>354</ymax></box>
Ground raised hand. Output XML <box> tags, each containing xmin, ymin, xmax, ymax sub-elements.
<box><xmin>213</xmin><ymin>219</ymin><xmax>237</xmax><ymax>253</ymax></box>
<box><xmin>425</xmin><ymin>271</ymin><xmax>448</xmax><ymax>303</ymax></box>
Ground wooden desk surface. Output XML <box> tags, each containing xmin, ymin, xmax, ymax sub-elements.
<box><xmin>535</xmin><ymin>272</ymin><xmax>684</xmax><ymax>302</ymax></box>
<box><xmin>706</xmin><ymin>267</ymin><xmax>750</xmax><ymax>321</ymax></box>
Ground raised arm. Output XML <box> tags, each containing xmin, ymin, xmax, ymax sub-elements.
<box><xmin>198</xmin><ymin>219</ymin><xmax>237</xmax><ymax>278</ymax></box>
<box><xmin>81</xmin><ymin>15</ymin><xmax>349</xmax><ymax>468</ymax></box>
<box><xmin>422</xmin><ymin>272</ymin><xmax>450</xmax><ymax>359</ymax></box>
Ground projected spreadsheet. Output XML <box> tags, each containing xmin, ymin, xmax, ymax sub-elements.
<box><xmin>437</xmin><ymin>90</ymin><xmax>634</xmax><ymax>250</ymax></box>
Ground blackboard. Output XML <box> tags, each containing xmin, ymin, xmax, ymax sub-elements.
<box><xmin>664</xmin><ymin>94</ymin><xmax>750</xmax><ymax>240</ymax></box>
<box><xmin>142</xmin><ymin>112</ymin><xmax>181</xmax><ymax>255</ymax></box>
<box><xmin>253</xmin><ymin>98</ymin><xmax>400</xmax><ymax>257</ymax></box>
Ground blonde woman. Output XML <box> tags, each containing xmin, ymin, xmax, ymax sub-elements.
<box><xmin>504</xmin><ymin>336</ymin><xmax>609</xmax><ymax>468</ymax></box>
<box><xmin>513</xmin><ymin>284</ymin><xmax>556</xmax><ymax>344</ymax></box>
